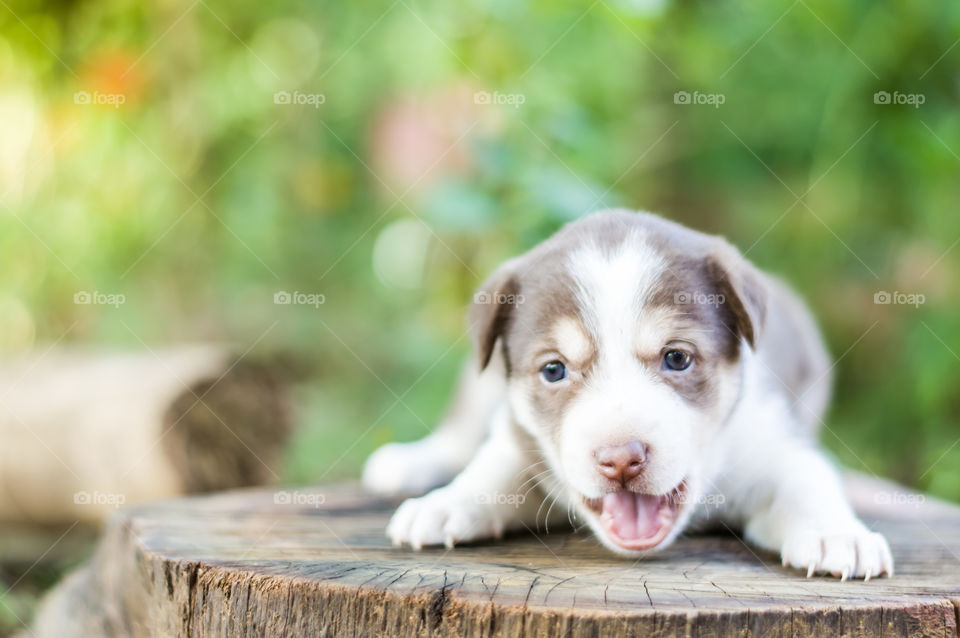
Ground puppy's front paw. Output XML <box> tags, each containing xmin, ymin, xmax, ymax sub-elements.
<box><xmin>780</xmin><ymin>526</ymin><xmax>893</xmax><ymax>580</ymax></box>
<box><xmin>387</xmin><ymin>488</ymin><xmax>505</xmax><ymax>550</ymax></box>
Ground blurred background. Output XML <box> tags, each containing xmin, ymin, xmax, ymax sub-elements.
<box><xmin>0</xmin><ymin>0</ymin><xmax>958</xmax><ymax>632</ymax></box>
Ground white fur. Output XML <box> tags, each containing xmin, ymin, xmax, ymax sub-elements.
<box><xmin>566</xmin><ymin>233</ymin><xmax>666</xmax><ymax>348</ymax></box>
<box><xmin>559</xmin><ymin>239</ymin><xmax>694</xmax><ymax>500</ymax></box>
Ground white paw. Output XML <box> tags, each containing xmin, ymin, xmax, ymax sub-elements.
<box><xmin>780</xmin><ymin>526</ymin><xmax>894</xmax><ymax>580</ymax></box>
<box><xmin>362</xmin><ymin>440</ymin><xmax>458</xmax><ymax>496</ymax></box>
<box><xmin>387</xmin><ymin>487</ymin><xmax>505</xmax><ymax>550</ymax></box>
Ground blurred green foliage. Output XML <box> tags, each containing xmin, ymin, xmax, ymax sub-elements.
<box><xmin>0</xmin><ymin>0</ymin><xmax>958</xmax><ymax>502</ymax></box>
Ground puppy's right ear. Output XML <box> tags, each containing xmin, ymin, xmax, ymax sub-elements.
<box><xmin>468</xmin><ymin>261</ymin><xmax>521</xmax><ymax>371</ymax></box>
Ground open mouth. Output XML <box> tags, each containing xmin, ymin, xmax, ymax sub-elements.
<box><xmin>583</xmin><ymin>481</ymin><xmax>687</xmax><ymax>551</ymax></box>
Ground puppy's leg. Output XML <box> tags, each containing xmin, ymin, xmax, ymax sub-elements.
<box><xmin>387</xmin><ymin>408</ymin><xmax>545</xmax><ymax>549</ymax></box>
<box><xmin>741</xmin><ymin>444</ymin><xmax>893</xmax><ymax>580</ymax></box>
<box><xmin>363</xmin><ymin>352</ymin><xmax>506</xmax><ymax>496</ymax></box>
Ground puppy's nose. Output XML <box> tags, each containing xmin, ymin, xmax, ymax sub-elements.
<box><xmin>594</xmin><ymin>441</ymin><xmax>648</xmax><ymax>485</ymax></box>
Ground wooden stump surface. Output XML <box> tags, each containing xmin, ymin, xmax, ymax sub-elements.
<box><xmin>28</xmin><ymin>479</ymin><xmax>960</xmax><ymax>638</ymax></box>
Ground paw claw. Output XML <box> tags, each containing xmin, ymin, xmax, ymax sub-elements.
<box><xmin>782</xmin><ymin>526</ymin><xmax>893</xmax><ymax>580</ymax></box>
<box><xmin>387</xmin><ymin>487</ymin><xmax>507</xmax><ymax>550</ymax></box>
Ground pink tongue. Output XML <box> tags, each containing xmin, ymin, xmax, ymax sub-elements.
<box><xmin>601</xmin><ymin>491</ymin><xmax>664</xmax><ymax>540</ymax></box>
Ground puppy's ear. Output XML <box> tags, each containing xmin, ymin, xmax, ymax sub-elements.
<box><xmin>468</xmin><ymin>261</ymin><xmax>521</xmax><ymax>370</ymax></box>
<box><xmin>705</xmin><ymin>242</ymin><xmax>767</xmax><ymax>349</ymax></box>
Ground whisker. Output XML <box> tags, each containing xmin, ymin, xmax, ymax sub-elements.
<box><xmin>522</xmin><ymin>475</ymin><xmax>553</xmax><ymax>504</ymax></box>
<box><xmin>544</xmin><ymin>488</ymin><xmax>564</xmax><ymax>533</ymax></box>
<box><xmin>536</xmin><ymin>482</ymin><xmax>561</xmax><ymax>531</ymax></box>
<box><xmin>512</xmin><ymin>459</ymin><xmax>546</xmax><ymax>481</ymax></box>
<box><xmin>514</xmin><ymin>459</ymin><xmax>547</xmax><ymax>476</ymax></box>
<box><xmin>517</xmin><ymin>469</ymin><xmax>553</xmax><ymax>494</ymax></box>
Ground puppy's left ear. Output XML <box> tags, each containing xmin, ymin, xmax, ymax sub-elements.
<box><xmin>705</xmin><ymin>241</ymin><xmax>767</xmax><ymax>349</ymax></box>
<box><xmin>468</xmin><ymin>260</ymin><xmax>521</xmax><ymax>371</ymax></box>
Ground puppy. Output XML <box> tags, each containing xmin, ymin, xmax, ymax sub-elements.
<box><xmin>363</xmin><ymin>209</ymin><xmax>893</xmax><ymax>580</ymax></box>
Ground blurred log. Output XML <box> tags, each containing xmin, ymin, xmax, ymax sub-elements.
<box><xmin>0</xmin><ymin>345</ymin><xmax>291</xmax><ymax>524</ymax></box>
<box><xmin>23</xmin><ymin>476</ymin><xmax>960</xmax><ymax>638</ymax></box>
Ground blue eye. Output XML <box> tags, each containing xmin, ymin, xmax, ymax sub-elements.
<box><xmin>663</xmin><ymin>350</ymin><xmax>693</xmax><ymax>371</ymax></box>
<box><xmin>541</xmin><ymin>361</ymin><xmax>566</xmax><ymax>382</ymax></box>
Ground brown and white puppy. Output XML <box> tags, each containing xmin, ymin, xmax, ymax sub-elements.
<box><xmin>363</xmin><ymin>209</ymin><xmax>893</xmax><ymax>580</ymax></box>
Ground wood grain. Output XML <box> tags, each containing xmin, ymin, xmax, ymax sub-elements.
<box><xmin>27</xmin><ymin>480</ymin><xmax>960</xmax><ymax>637</ymax></box>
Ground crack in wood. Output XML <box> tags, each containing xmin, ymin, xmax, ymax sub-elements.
<box><xmin>357</xmin><ymin>569</ymin><xmax>388</xmax><ymax>588</ymax></box>
<box><xmin>543</xmin><ymin>575</ymin><xmax>577</xmax><ymax>605</ymax></box>
<box><xmin>384</xmin><ymin>568</ymin><xmax>408</xmax><ymax>589</ymax></box>
<box><xmin>641</xmin><ymin>579</ymin><xmax>654</xmax><ymax>608</ymax></box>
<box><xmin>523</xmin><ymin>576</ymin><xmax>540</xmax><ymax>611</ymax></box>
<box><xmin>428</xmin><ymin>570</ymin><xmax>450</xmax><ymax>630</ymax></box>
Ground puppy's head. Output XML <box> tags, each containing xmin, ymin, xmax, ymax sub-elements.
<box><xmin>470</xmin><ymin>210</ymin><xmax>766</xmax><ymax>555</ymax></box>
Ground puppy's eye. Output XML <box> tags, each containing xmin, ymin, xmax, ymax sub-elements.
<box><xmin>540</xmin><ymin>361</ymin><xmax>567</xmax><ymax>383</ymax></box>
<box><xmin>663</xmin><ymin>350</ymin><xmax>693</xmax><ymax>371</ymax></box>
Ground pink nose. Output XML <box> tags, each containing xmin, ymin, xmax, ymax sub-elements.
<box><xmin>594</xmin><ymin>441</ymin><xmax>648</xmax><ymax>486</ymax></box>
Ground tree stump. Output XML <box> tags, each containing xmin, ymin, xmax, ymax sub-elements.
<box><xmin>27</xmin><ymin>477</ymin><xmax>960</xmax><ymax>638</ymax></box>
